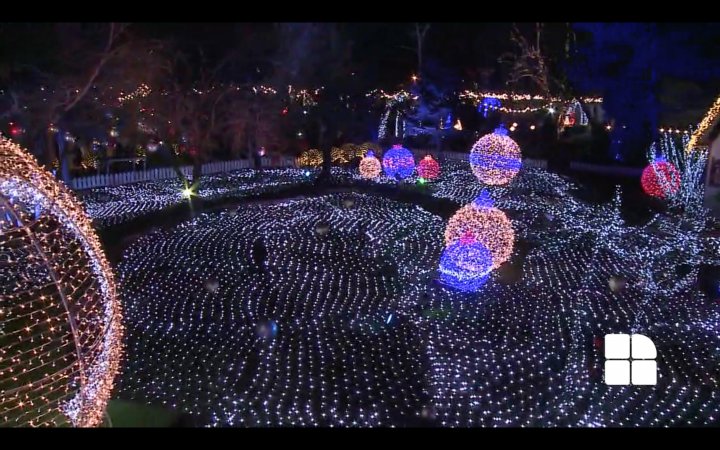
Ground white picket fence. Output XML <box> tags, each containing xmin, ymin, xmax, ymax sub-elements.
<box><xmin>70</xmin><ymin>166</ymin><xmax>194</xmax><ymax>190</ymax></box>
<box><xmin>70</xmin><ymin>156</ymin><xmax>298</xmax><ymax>190</ymax></box>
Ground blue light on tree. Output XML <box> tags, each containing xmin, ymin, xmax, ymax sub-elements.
<box><xmin>382</xmin><ymin>145</ymin><xmax>415</xmax><ymax>179</ymax></box>
<box><xmin>438</xmin><ymin>234</ymin><xmax>494</xmax><ymax>292</ymax></box>
<box><xmin>479</xmin><ymin>97</ymin><xmax>501</xmax><ymax>117</ymax></box>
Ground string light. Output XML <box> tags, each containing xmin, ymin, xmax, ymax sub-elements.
<box><xmin>459</xmin><ymin>90</ymin><xmax>603</xmax><ymax>104</ymax></box>
<box><xmin>688</xmin><ymin>94</ymin><xmax>720</xmax><ymax>152</ymax></box>
<box><xmin>117</xmin><ymin>84</ymin><xmax>151</xmax><ymax>105</ymax></box>
<box><xmin>0</xmin><ymin>137</ymin><xmax>122</xmax><ymax>427</ymax></box>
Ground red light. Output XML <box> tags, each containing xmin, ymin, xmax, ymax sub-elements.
<box><xmin>281</xmin><ymin>107</ymin><xmax>288</xmax><ymax>115</ymax></box>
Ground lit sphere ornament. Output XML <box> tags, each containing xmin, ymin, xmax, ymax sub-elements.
<box><xmin>359</xmin><ymin>150</ymin><xmax>382</xmax><ymax>179</ymax></box>
<box><xmin>382</xmin><ymin>144</ymin><xmax>415</xmax><ymax>179</ymax></box>
<box><xmin>0</xmin><ymin>137</ymin><xmax>123</xmax><ymax>427</ymax></box>
<box><xmin>298</xmin><ymin>149</ymin><xmax>323</xmax><ymax>167</ymax></box>
<box><xmin>469</xmin><ymin>126</ymin><xmax>522</xmax><ymax>185</ymax></box>
<box><xmin>444</xmin><ymin>191</ymin><xmax>515</xmax><ymax>269</ymax></box>
<box><xmin>438</xmin><ymin>233</ymin><xmax>494</xmax><ymax>292</ymax></box>
<box><xmin>641</xmin><ymin>157</ymin><xmax>681</xmax><ymax>199</ymax></box>
<box><xmin>417</xmin><ymin>155</ymin><xmax>440</xmax><ymax>180</ymax></box>
<box><xmin>146</xmin><ymin>140</ymin><xmax>159</xmax><ymax>153</ymax></box>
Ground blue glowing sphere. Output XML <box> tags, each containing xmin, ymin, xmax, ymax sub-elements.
<box><xmin>382</xmin><ymin>145</ymin><xmax>415</xmax><ymax>179</ymax></box>
<box><xmin>438</xmin><ymin>238</ymin><xmax>493</xmax><ymax>292</ymax></box>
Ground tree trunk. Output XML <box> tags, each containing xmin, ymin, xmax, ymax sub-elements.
<box><xmin>44</xmin><ymin>130</ymin><xmax>57</xmax><ymax>170</ymax></box>
<box><xmin>318</xmin><ymin>119</ymin><xmax>332</xmax><ymax>181</ymax></box>
<box><xmin>55</xmin><ymin>132</ymin><xmax>72</xmax><ymax>183</ymax></box>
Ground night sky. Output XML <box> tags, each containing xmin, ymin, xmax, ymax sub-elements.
<box><xmin>131</xmin><ymin>23</ymin><xmax>530</xmax><ymax>89</ymax></box>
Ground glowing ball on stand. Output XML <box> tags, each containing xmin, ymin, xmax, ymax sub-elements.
<box><xmin>417</xmin><ymin>155</ymin><xmax>440</xmax><ymax>180</ymax></box>
<box><xmin>438</xmin><ymin>233</ymin><xmax>494</xmax><ymax>292</ymax></box>
<box><xmin>445</xmin><ymin>191</ymin><xmax>515</xmax><ymax>269</ymax></box>
<box><xmin>469</xmin><ymin>125</ymin><xmax>522</xmax><ymax>185</ymax></box>
<box><xmin>641</xmin><ymin>157</ymin><xmax>681</xmax><ymax>199</ymax></box>
<box><xmin>382</xmin><ymin>144</ymin><xmax>415</xmax><ymax>179</ymax></box>
<box><xmin>0</xmin><ymin>137</ymin><xmax>123</xmax><ymax>427</ymax></box>
<box><xmin>359</xmin><ymin>150</ymin><xmax>382</xmax><ymax>179</ymax></box>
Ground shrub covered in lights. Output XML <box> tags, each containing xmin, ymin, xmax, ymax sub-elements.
<box><xmin>359</xmin><ymin>151</ymin><xmax>382</xmax><ymax>179</ymax></box>
<box><xmin>417</xmin><ymin>155</ymin><xmax>440</xmax><ymax>180</ymax></box>
<box><xmin>298</xmin><ymin>149</ymin><xmax>323</xmax><ymax>167</ymax></box>
<box><xmin>0</xmin><ymin>137</ymin><xmax>123</xmax><ymax>427</ymax></box>
<box><xmin>445</xmin><ymin>192</ymin><xmax>514</xmax><ymax>269</ymax></box>
<box><xmin>331</xmin><ymin>147</ymin><xmax>348</xmax><ymax>164</ymax></box>
<box><xmin>469</xmin><ymin>126</ymin><xmax>522</xmax><ymax>185</ymax></box>
<box><xmin>641</xmin><ymin>158</ymin><xmax>681</xmax><ymax>199</ymax></box>
<box><xmin>438</xmin><ymin>234</ymin><xmax>493</xmax><ymax>292</ymax></box>
<box><xmin>358</xmin><ymin>142</ymin><xmax>381</xmax><ymax>159</ymax></box>
<box><xmin>382</xmin><ymin>145</ymin><xmax>415</xmax><ymax>179</ymax></box>
<box><xmin>341</xmin><ymin>143</ymin><xmax>358</xmax><ymax>160</ymax></box>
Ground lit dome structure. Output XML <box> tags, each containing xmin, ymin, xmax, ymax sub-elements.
<box><xmin>0</xmin><ymin>137</ymin><xmax>123</xmax><ymax>427</ymax></box>
<box><xmin>469</xmin><ymin>126</ymin><xmax>522</xmax><ymax>185</ymax></box>
<box><xmin>382</xmin><ymin>145</ymin><xmax>415</xmax><ymax>179</ymax></box>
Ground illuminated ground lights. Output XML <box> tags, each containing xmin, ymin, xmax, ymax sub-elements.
<box><xmin>79</xmin><ymin>169</ymin><xmax>315</xmax><ymax>227</ymax></box>
<box><xmin>67</xmin><ymin>145</ymin><xmax>720</xmax><ymax>427</ymax></box>
<box><xmin>0</xmin><ymin>138</ymin><xmax>122</xmax><ymax>427</ymax></box>
<box><xmin>117</xmin><ymin>194</ymin><xmax>444</xmax><ymax>426</ymax></box>
<box><xmin>114</xmin><ymin>171</ymin><xmax>720</xmax><ymax>426</ymax></box>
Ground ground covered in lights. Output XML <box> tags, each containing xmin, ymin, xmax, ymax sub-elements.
<box><xmin>108</xmin><ymin>162</ymin><xmax>720</xmax><ymax>427</ymax></box>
